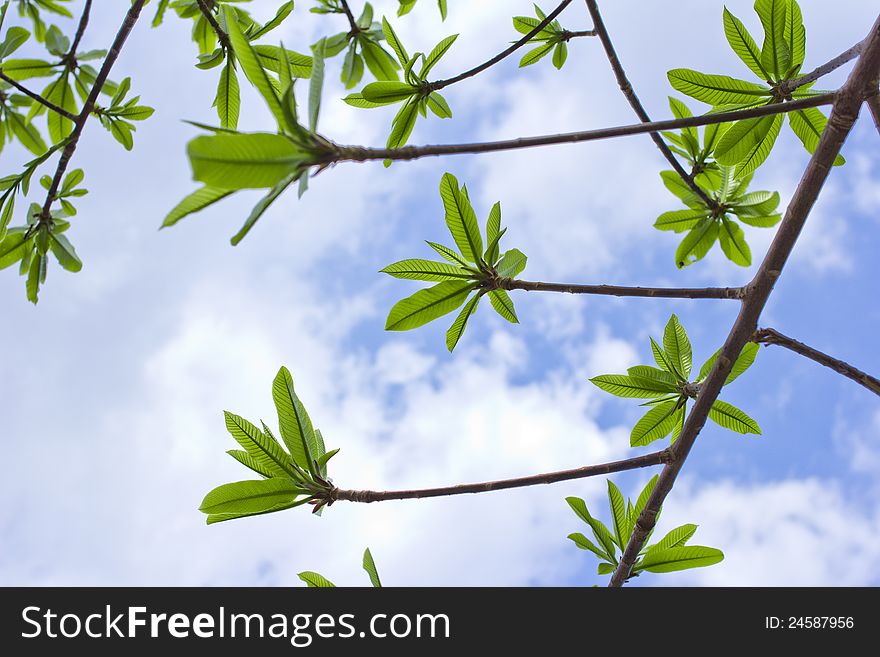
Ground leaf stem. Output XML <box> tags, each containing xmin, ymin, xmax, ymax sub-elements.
<box><xmin>331</xmin><ymin>94</ymin><xmax>835</xmax><ymax>163</ymax></box>
<box><xmin>431</xmin><ymin>0</ymin><xmax>574</xmax><ymax>90</ymax></box>
<box><xmin>753</xmin><ymin>328</ymin><xmax>880</xmax><ymax>397</ymax></box>
<box><xmin>333</xmin><ymin>449</ymin><xmax>671</xmax><ymax>502</ymax></box>
<box><xmin>608</xmin><ymin>13</ymin><xmax>880</xmax><ymax>588</ymax></box>
<box><xmin>38</xmin><ymin>0</ymin><xmax>149</xmax><ymax>225</ymax></box>
<box><xmin>0</xmin><ymin>71</ymin><xmax>77</xmax><ymax>121</ymax></box>
<box><xmin>339</xmin><ymin>0</ymin><xmax>359</xmax><ymax>34</ymax></box>
<box><xmin>503</xmin><ymin>279</ymin><xmax>745</xmax><ymax>300</ymax></box>
<box><xmin>584</xmin><ymin>0</ymin><xmax>718</xmax><ymax>211</ymax></box>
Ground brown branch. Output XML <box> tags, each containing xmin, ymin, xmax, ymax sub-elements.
<box><xmin>0</xmin><ymin>71</ymin><xmax>77</xmax><ymax>121</ymax></box>
<box><xmin>431</xmin><ymin>0</ymin><xmax>574</xmax><ymax>90</ymax></box>
<box><xmin>333</xmin><ymin>449</ymin><xmax>671</xmax><ymax>503</ymax></box>
<box><xmin>754</xmin><ymin>328</ymin><xmax>880</xmax><ymax>397</ymax></box>
<box><xmin>561</xmin><ymin>29</ymin><xmax>598</xmax><ymax>41</ymax></box>
<box><xmin>502</xmin><ymin>278</ymin><xmax>745</xmax><ymax>300</ymax></box>
<box><xmin>609</xmin><ymin>14</ymin><xmax>880</xmax><ymax>588</ymax></box>
<box><xmin>331</xmin><ymin>94</ymin><xmax>835</xmax><ymax>163</ymax></box>
<box><xmin>584</xmin><ymin>0</ymin><xmax>718</xmax><ymax>211</ymax></box>
<box><xmin>868</xmin><ymin>90</ymin><xmax>880</xmax><ymax>135</ymax></box>
<box><xmin>339</xmin><ymin>0</ymin><xmax>359</xmax><ymax>34</ymax></box>
<box><xmin>196</xmin><ymin>0</ymin><xmax>231</xmax><ymax>50</ymax></box>
<box><xmin>38</xmin><ymin>1</ymin><xmax>148</xmax><ymax>224</ymax></box>
<box><xmin>67</xmin><ymin>0</ymin><xmax>92</xmax><ymax>60</ymax></box>
<box><xmin>780</xmin><ymin>39</ymin><xmax>866</xmax><ymax>95</ymax></box>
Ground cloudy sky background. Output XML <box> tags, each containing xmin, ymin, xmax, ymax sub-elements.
<box><xmin>1</xmin><ymin>0</ymin><xmax>879</xmax><ymax>587</ymax></box>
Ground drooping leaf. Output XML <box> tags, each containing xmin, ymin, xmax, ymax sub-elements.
<box><xmin>718</xmin><ymin>217</ymin><xmax>752</xmax><ymax>266</ymax></box>
<box><xmin>488</xmin><ymin>289</ymin><xmax>518</xmax><ymax>324</ymax></box>
<box><xmin>788</xmin><ymin>108</ymin><xmax>845</xmax><ymax>164</ymax></box>
<box><xmin>676</xmin><ymin>217</ymin><xmax>719</xmax><ymax>268</ymax></box>
<box><xmin>215</xmin><ymin>59</ymin><xmax>241</xmax><ymax>130</ymax></box>
<box><xmin>445</xmin><ymin>292</ymin><xmax>480</xmax><ymax>352</ymax></box>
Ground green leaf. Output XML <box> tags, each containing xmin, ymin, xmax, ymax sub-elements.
<box><xmin>386</xmin><ymin>98</ymin><xmax>418</xmax><ymax>150</ymax></box>
<box><xmin>0</xmin><ymin>26</ymin><xmax>30</xmax><ymax>59</ymax></box>
<box><xmin>223</xmin><ymin>411</ymin><xmax>294</xmax><ymax>478</ymax></box>
<box><xmin>659</xmin><ymin>171</ymin><xmax>704</xmax><ymax>209</ymax></box>
<box><xmin>248</xmin><ymin>1</ymin><xmax>295</xmax><ymax>41</ymax></box>
<box><xmin>732</xmin><ymin>190</ymin><xmax>780</xmax><ymax>216</ymax></box>
<box><xmin>676</xmin><ymin>217</ymin><xmax>719</xmax><ymax>268</ymax></box>
<box><xmin>631</xmin><ymin>401</ymin><xmax>680</xmax><ymax>447</ymax></box>
<box><xmin>187</xmin><ymin>133</ymin><xmax>306</xmax><ymax>190</ymax></box>
<box><xmin>488</xmin><ymin>289</ymin><xmax>518</xmax><ymax>324</ymax></box>
<box><xmin>632</xmin><ymin>476</ymin><xmax>659</xmax><ymax>533</ymax></box>
<box><xmin>648</xmin><ymin>524</ymin><xmax>698</xmax><ymax>552</ymax></box>
<box><xmin>723</xmin><ymin>7</ymin><xmax>770</xmax><ymax>80</ymax></box>
<box><xmin>226</xmin><ymin>449</ymin><xmax>275</xmax><ymax>478</ymax></box>
<box><xmin>788</xmin><ymin>108</ymin><xmax>845</xmax><ymax>165</ymax></box>
<box><xmin>654</xmin><ymin>209</ymin><xmax>709</xmax><ymax>233</ymax></box>
<box><xmin>0</xmin><ymin>58</ymin><xmax>55</xmax><ymax>80</ymax></box>
<box><xmin>362</xmin><ymin>548</ymin><xmax>382</xmax><ymax>587</ymax></box>
<box><xmin>568</xmin><ymin>532</ymin><xmax>610</xmax><ymax>562</ymax></box>
<box><xmin>718</xmin><ymin>217</ymin><xmax>752</xmax><ymax>266</ymax></box>
<box><xmin>597</xmin><ymin>562</ymin><xmax>616</xmax><ymax>575</ymax></box>
<box><xmin>445</xmin><ymin>292</ymin><xmax>480</xmax><ymax>351</ymax></box>
<box><xmin>663</xmin><ymin>314</ymin><xmax>692</xmax><ymax>380</ymax></box>
<box><xmin>386</xmin><ymin>280</ymin><xmax>475</xmax><ymax>331</ymax></box>
<box><xmin>26</xmin><ymin>251</ymin><xmax>43</xmax><ymax>304</ymax></box>
<box><xmin>667</xmin><ymin>69</ymin><xmax>771</xmax><ymax>106</ymax></box>
<box><xmin>628</xmin><ymin>363</ymin><xmax>679</xmax><ymax>393</ymax></box>
<box><xmin>298</xmin><ymin>572</ymin><xmax>336</xmax><ymax>588</ymax></box>
<box><xmin>495</xmin><ymin>248</ymin><xmax>527</xmax><ymax>278</ymax></box>
<box><xmin>438</xmin><ymin>173</ymin><xmax>483</xmax><ymax>263</ymax></box>
<box><xmin>565</xmin><ymin>497</ymin><xmax>616</xmax><ymax>562</ymax></box>
<box><xmin>215</xmin><ymin>60</ymin><xmax>241</xmax><ymax>130</ymax></box>
<box><xmin>272</xmin><ymin>366</ymin><xmax>319</xmax><ymax>475</ymax></box>
<box><xmin>360</xmin><ymin>39</ymin><xmax>399</xmax><ymax>81</ymax></box>
<box><xmin>253</xmin><ymin>45</ymin><xmax>313</xmax><ymax>78</ymax></box>
<box><xmin>552</xmin><ymin>41</ymin><xmax>567</xmax><ymax>70</ymax></box>
<box><xmin>421</xmin><ymin>34</ymin><xmax>458</xmax><ymax>77</ymax></box>
<box><xmin>697</xmin><ymin>342</ymin><xmax>760</xmax><ymax>384</ymax></box>
<box><xmin>7</xmin><ymin>110</ymin><xmax>47</xmax><ymax>155</ymax></box>
<box><xmin>484</xmin><ymin>201</ymin><xmax>502</xmax><ymax>263</ymax></box>
<box><xmin>637</xmin><ymin>545</ymin><xmax>723</xmax><ymax>573</ymax></box>
<box><xmin>162</xmin><ymin>186</ymin><xmax>235</xmax><ymax>228</ymax></box>
<box><xmin>607</xmin><ymin>480</ymin><xmax>628</xmax><ymax>549</ymax></box>
<box><xmin>756</xmin><ymin>0</ymin><xmax>790</xmax><ymax>81</ymax></box>
<box><xmin>223</xmin><ymin>7</ymin><xmax>286</xmax><ymax>128</ymax></box>
<box><xmin>308</xmin><ymin>38</ymin><xmax>326</xmax><ymax>131</ymax></box>
<box><xmin>48</xmin><ymin>232</ymin><xmax>81</xmax><ymax>272</ymax></box>
<box><xmin>519</xmin><ymin>41</ymin><xmax>554</xmax><ymax>67</ymax></box>
<box><xmin>381</xmin><ymin>258</ymin><xmax>473</xmax><ymax>281</ymax></box>
<box><xmin>360</xmin><ymin>80</ymin><xmax>416</xmax><ymax>104</ymax></box>
<box><xmin>709</xmin><ymin>399</ymin><xmax>761</xmax><ymax>434</ymax></box>
<box><xmin>427</xmin><ymin>240</ymin><xmax>470</xmax><ymax>267</ymax></box>
<box><xmin>784</xmin><ymin>0</ymin><xmax>806</xmax><ymax>72</ymax></box>
<box><xmin>199</xmin><ymin>478</ymin><xmax>304</xmax><ymax>518</ymax></box>
<box><xmin>231</xmin><ymin>172</ymin><xmax>298</xmax><ymax>245</ymax></box>
<box><xmin>0</xmin><ymin>227</ymin><xmax>29</xmax><ymax>270</ymax></box>
<box><xmin>590</xmin><ymin>374</ymin><xmax>671</xmax><ymax>399</ymax></box>
<box><xmin>382</xmin><ymin>18</ymin><xmax>409</xmax><ymax>67</ymax></box>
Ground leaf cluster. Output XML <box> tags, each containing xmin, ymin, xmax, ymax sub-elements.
<box><xmin>381</xmin><ymin>172</ymin><xmax>527</xmax><ymax>351</ymax></box>
<box><xmin>567</xmin><ymin>477</ymin><xmax>724</xmax><ymax>580</ymax></box>
<box><xmin>199</xmin><ymin>366</ymin><xmax>339</xmax><ymax>524</ymax></box>
<box><xmin>590</xmin><ymin>315</ymin><xmax>761</xmax><ymax>447</ymax></box>
<box><xmin>514</xmin><ymin>4</ymin><xmax>569</xmax><ymax>70</ymax></box>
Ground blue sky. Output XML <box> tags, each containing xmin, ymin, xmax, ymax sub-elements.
<box><xmin>1</xmin><ymin>0</ymin><xmax>879</xmax><ymax>586</ymax></box>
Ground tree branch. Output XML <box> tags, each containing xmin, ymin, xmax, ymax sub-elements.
<box><xmin>502</xmin><ymin>278</ymin><xmax>745</xmax><ymax>300</ymax></box>
<box><xmin>67</xmin><ymin>0</ymin><xmax>93</xmax><ymax>60</ymax></box>
<box><xmin>868</xmin><ymin>90</ymin><xmax>880</xmax><ymax>135</ymax></box>
<box><xmin>0</xmin><ymin>71</ymin><xmax>77</xmax><ymax>121</ymax></box>
<box><xmin>561</xmin><ymin>29</ymin><xmax>598</xmax><ymax>41</ymax></box>
<box><xmin>339</xmin><ymin>0</ymin><xmax>359</xmax><ymax>34</ymax></box>
<box><xmin>333</xmin><ymin>449</ymin><xmax>671</xmax><ymax>503</ymax></box>
<box><xmin>754</xmin><ymin>328</ymin><xmax>880</xmax><ymax>397</ymax></box>
<box><xmin>196</xmin><ymin>0</ymin><xmax>231</xmax><ymax>50</ymax></box>
<box><xmin>431</xmin><ymin>0</ymin><xmax>574</xmax><ymax>90</ymax></box>
<box><xmin>780</xmin><ymin>39</ymin><xmax>866</xmax><ymax>94</ymax></box>
<box><xmin>609</xmin><ymin>14</ymin><xmax>880</xmax><ymax>588</ymax></box>
<box><xmin>331</xmin><ymin>94</ymin><xmax>835</xmax><ymax>163</ymax></box>
<box><xmin>583</xmin><ymin>0</ymin><xmax>718</xmax><ymax>211</ymax></box>
<box><xmin>38</xmin><ymin>1</ymin><xmax>149</xmax><ymax>224</ymax></box>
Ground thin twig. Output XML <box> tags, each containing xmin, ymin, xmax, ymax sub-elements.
<box><xmin>781</xmin><ymin>39</ymin><xmax>866</xmax><ymax>94</ymax></box>
<box><xmin>339</xmin><ymin>0</ymin><xmax>359</xmax><ymax>34</ymax></box>
<box><xmin>0</xmin><ymin>71</ymin><xmax>77</xmax><ymax>121</ymax></box>
<box><xmin>754</xmin><ymin>328</ymin><xmax>880</xmax><ymax>397</ymax></box>
<box><xmin>333</xmin><ymin>450</ymin><xmax>671</xmax><ymax>503</ymax></box>
<box><xmin>332</xmin><ymin>94</ymin><xmax>835</xmax><ymax>163</ymax></box>
<box><xmin>196</xmin><ymin>0</ymin><xmax>231</xmax><ymax>50</ymax></box>
<box><xmin>503</xmin><ymin>279</ymin><xmax>745</xmax><ymax>300</ymax></box>
<box><xmin>432</xmin><ymin>0</ymin><xmax>574</xmax><ymax>90</ymax></box>
<box><xmin>584</xmin><ymin>0</ymin><xmax>718</xmax><ymax>211</ymax></box>
<box><xmin>38</xmin><ymin>1</ymin><xmax>149</xmax><ymax>224</ymax></box>
<box><xmin>609</xmin><ymin>14</ymin><xmax>880</xmax><ymax>588</ymax></box>
<box><xmin>67</xmin><ymin>0</ymin><xmax>93</xmax><ymax>60</ymax></box>
<box><xmin>562</xmin><ymin>29</ymin><xmax>597</xmax><ymax>41</ymax></box>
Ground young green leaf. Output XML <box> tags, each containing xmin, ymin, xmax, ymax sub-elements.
<box><xmin>362</xmin><ymin>548</ymin><xmax>382</xmax><ymax>588</ymax></box>
<box><xmin>163</xmin><ymin>186</ymin><xmax>235</xmax><ymax>228</ymax></box>
<box><xmin>568</xmin><ymin>532</ymin><xmax>611</xmax><ymax>562</ymax></box>
<box><xmin>709</xmin><ymin>399</ymin><xmax>761</xmax><ymax>434</ymax></box>
<box><xmin>788</xmin><ymin>108</ymin><xmax>845</xmax><ymax>164</ymax></box>
<box><xmin>756</xmin><ymin>0</ymin><xmax>791</xmax><ymax>81</ymax></box>
<box><xmin>385</xmin><ymin>280</ymin><xmax>475</xmax><ymax>331</ymax></box>
<box><xmin>667</xmin><ymin>69</ymin><xmax>771</xmax><ymax>106</ymax></box>
<box><xmin>676</xmin><ymin>218</ymin><xmax>719</xmax><ymax>268</ymax></box>
<box><xmin>187</xmin><ymin>133</ymin><xmax>307</xmax><ymax>189</ymax></box>
<box><xmin>631</xmin><ymin>400</ymin><xmax>680</xmax><ymax>447</ymax></box>
<box><xmin>438</xmin><ymin>173</ymin><xmax>483</xmax><ymax>263</ymax></box>
<box><xmin>216</xmin><ymin>60</ymin><xmax>241</xmax><ymax>130</ymax></box>
<box><xmin>224</xmin><ymin>411</ymin><xmax>295</xmax><ymax>478</ymax></box>
<box><xmin>495</xmin><ymin>248</ymin><xmax>527</xmax><ymax>278</ymax></box>
<box><xmin>298</xmin><ymin>572</ymin><xmax>336</xmax><ymax>588</ymax></box>
<box><xmin>589</xmin><ymin>374</ymin><xmax>671</xmax><ymax>399</ymax></box>
<box><xmin>199</xmin><ymin>478</ymin><xmax>305</xmax><ymax>518</ymax></box>
<box><xmin>381</xmin><ymin>259</ymin><xmax>473</xmax><ymax>281</ymax></box>
<box><xmin>636</xmin><ymin>545</ymin><xmax>724</xmax><ymax>573</ymax></box>
<box><xmin>723</xmin><ymin>7</ymin><xmax>769</xmax><ymax>80</ymax></box>
<box><xmin>663</xmin><ymin>314</ymin><xmax>692</xmax><ymax>380</ymax></box>
<box><xmin>607</xmin><ymin>480</ymin><xmax>628</xmax><ymax>549</ymax></box>
<box><xmin>272</xmin><ymin>366</ymin><xmax>319</xmax><ymax>475</ymax></box>
<box><xmin>445</xmin><ymin>292</ymin><xmax>480</xmax><ymax>352</ymax></box>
